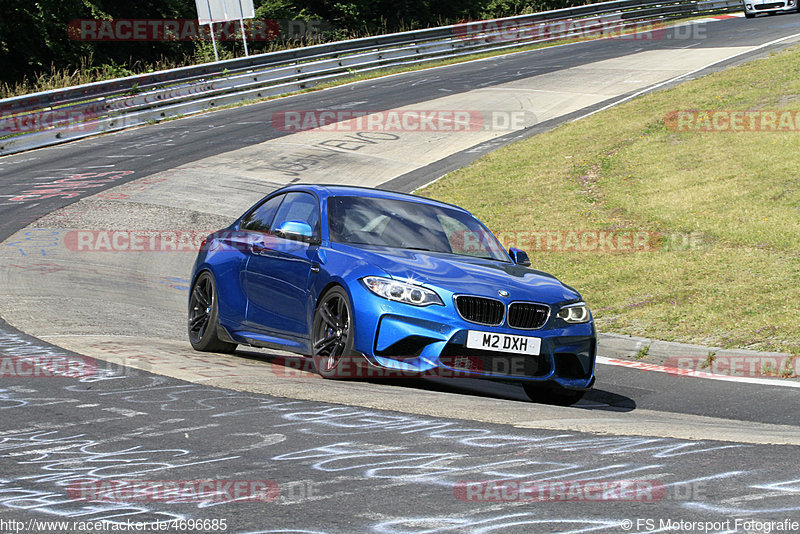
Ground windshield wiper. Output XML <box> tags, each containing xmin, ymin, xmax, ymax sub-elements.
<box><xmin>400</xmin><ymin>245</ymin><xmax>445</xmax><ymax>253</ymax></box>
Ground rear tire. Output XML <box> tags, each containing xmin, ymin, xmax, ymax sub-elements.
<box><xmin>523</xmin><ymin>382</ymin><xmax>585</xmax><ymax>406</ymax></box>
<box><xmin>188</xmin><ymin>271</ymin><xmax>237</xmax><ymax>353</ymax></box>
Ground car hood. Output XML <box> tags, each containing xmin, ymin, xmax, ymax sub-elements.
<box><xmin>340</xmin><ymin>245</ymin><xmax>580</xmax><ymax>304</ymax></box>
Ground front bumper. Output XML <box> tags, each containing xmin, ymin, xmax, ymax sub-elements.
<box><xmin>349</xmin><ymin>284</ymin><xmax>596</xmax><ymax>390</ymax></box>
<box><xmin>744</xmin><ymin>0</ymin><xmax>796</xmax><ymax>14</ymax></box>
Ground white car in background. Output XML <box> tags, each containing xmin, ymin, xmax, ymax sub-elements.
<box><xmin>743</xmin><ymin>0</ymin><xmax>798</xmax><ymax>17</ymax></box>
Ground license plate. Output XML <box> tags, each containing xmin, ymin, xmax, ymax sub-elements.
<box><xmin>466</xmin><ymin>331</ymin><xmax>541</xmax><ymax>355</ymax></box>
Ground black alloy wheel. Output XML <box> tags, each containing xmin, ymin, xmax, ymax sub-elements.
<box><xmin>188</xmin><ymin>271</ymin><xmax>237</xmax><ymax>353</ymax></box>
<box><xmin>312</xmin><ymin>287</ymin><xmax>356</xmax><ymax>379</ymax></box>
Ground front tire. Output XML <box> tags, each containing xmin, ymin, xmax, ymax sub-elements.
<box><xmin>312</xmin><ymin>287</ymin><xmax>356</xmax><ymax>379</ymax></box>
<box><xmin>523</xmin><ymin>382</ymin><xmax>585</xmax><ymax>406</ymax></box>
<box><xmin>188</xmin><ymin>271</ymin><xmax>237</xmax><ymax>353</ymax></box>
<box><xmin>744</xmin><ymin>10</ymin><xmax>755</xmax><ymax>17</ymax></box>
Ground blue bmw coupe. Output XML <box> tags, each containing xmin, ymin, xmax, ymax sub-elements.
<box><xmin>188</xmin><ymin>184</ymin><xmax>595</xmax><ymax>404</ymax></box>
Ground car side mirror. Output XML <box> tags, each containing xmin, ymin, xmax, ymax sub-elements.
<box><xmin>274</xmin><ymin>221</ymin><xmax>318</xmax><ymax>244</ymax></box>
<box><xmin>508</xmin><ymin>247</ymin><xmax>531</xmax><ymax>266</ymax></box>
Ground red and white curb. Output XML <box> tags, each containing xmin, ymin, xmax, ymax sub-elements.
<box><xmin>596</xmin><ymin>356</ymin><xmax>800</xmax><ymax>388</ymax></box>
<box><xmin>694</xmin><ymin>13</ymin><xmax>746</xmax><ymax>23</ymax></box>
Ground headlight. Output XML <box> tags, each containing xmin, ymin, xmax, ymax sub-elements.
<box><xmin>361</xmin><ymin>276</ymin><xmax>444</xmax><ymax>306</ymax></box>
<box><xmin>557</xmin><ymin>302</ymin><xmax>591</xmax><ymax>323</ymax></box>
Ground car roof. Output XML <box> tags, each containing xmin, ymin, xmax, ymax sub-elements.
<box><xmin>272</xmin><ymin>183</ymin><xmax>470</xmax><ymax>213</ymax></box>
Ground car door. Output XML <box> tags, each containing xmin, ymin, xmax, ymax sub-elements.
<box><xmin>213</xmin><ymin>193</ymin><xmax>284</xmax><ymax>327</ymax></box>
<box><xmin>244</xmin><ymin>191</ymin><xmax>320</xmax><ymax>339</ymax></box>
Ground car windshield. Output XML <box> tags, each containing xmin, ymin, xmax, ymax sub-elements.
<box><xmin>328</xmin><ymin>195</ymin><xmax>509</xmax><ymax>262</ymax></box>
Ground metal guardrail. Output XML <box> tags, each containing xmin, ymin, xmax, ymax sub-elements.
<box><xmin>0</xmin><ymin>0</ymin><xmax>742</xmax><ymax>156</ymax></box>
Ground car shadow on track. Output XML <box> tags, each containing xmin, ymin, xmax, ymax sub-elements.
<box><xmin>241</xmin><ymin>349</ymin><xmax>636</xmax><ymax>412</ymax></box>
<box><xmin>383</xmin><ymin>376</ymin><xmax>636</xmax><ymax>412</ymax></box>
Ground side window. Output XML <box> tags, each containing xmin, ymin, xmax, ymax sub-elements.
<box><xmin>241</xmin><ymin>194</ymin><xmax>284</xmax><ymax>232</ymax></box>
<box><xmin>271</xmin><ymin>192</ymin><xmax>321</xmax><ymax>238</ymax></box>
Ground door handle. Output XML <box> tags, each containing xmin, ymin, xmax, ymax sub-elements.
<box><xmin>310</xmin><ymin>263</ymin><xmax>320</xmax><ymax>273</ymax></box>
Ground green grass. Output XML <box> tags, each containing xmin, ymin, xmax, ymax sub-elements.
<box><xmin>419</xmin><ymin>46</ymin><xmax>800</xmax><ymax>354</ymax></box>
